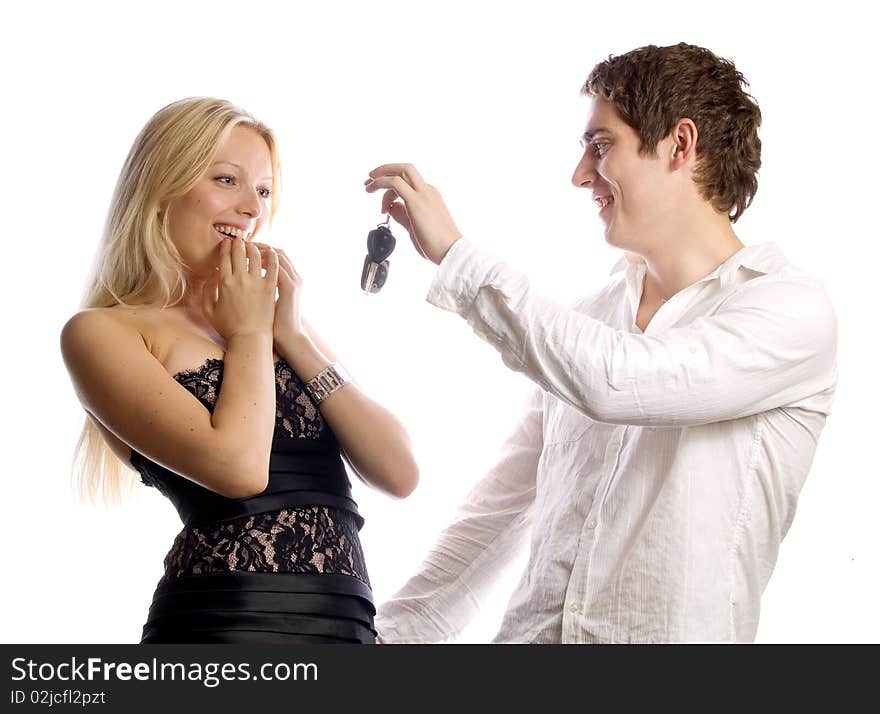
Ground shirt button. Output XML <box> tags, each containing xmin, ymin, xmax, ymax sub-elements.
<box><xmin>569</xmin><ymin>603</ymin><xmax>580</xmax><ymax>613</ymax></box>
<box><xmin>588</xmin><ymin>520</ymin><xmax>597</xmax><ymax>529</ymax></box>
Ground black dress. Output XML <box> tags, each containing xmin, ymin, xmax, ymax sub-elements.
<box><xmin>130</xmin><ymin>356</ymin><xmax>375</xmax><ymax>644</ymax></box>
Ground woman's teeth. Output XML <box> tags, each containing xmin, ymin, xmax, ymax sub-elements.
<box><xmin>214</xmin><ymin>224</ymin><xmax>249</xmax><ymax>240</ymax></box>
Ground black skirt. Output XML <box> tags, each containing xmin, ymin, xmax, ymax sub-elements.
<box><xmin>140</xmin><ymin>572</ymin><xmax>376</xmax><ymax>644</ymax></box>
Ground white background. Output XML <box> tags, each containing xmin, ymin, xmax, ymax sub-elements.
<box><xmin>2</xmin><ymin>0</ymin><xmax>876</xmax><ymax>643</ymax></box>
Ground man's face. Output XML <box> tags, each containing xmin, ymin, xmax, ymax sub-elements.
<box><xmin>571</xmin><ymin>97</ymin><xmax>676</xmax><ymax>255</ymax></box>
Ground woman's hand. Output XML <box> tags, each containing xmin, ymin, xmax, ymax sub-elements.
<box><xmin>203</xmin><ymin>237</ymin><xmax>278</xmax><ymax>341</ymax></box>
<box><xmin>251</xmin><ymin>242</ymin><xmax>305</xmax><ymax>347</ymax></box>
<box><xmin>364</xmin><ymin>163</ymin><xmax>463</xmax><ymax>265</ymax></box>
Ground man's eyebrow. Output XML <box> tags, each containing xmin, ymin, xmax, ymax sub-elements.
<box><xmin>581</xmin><ymin>128</ymin><xmax>613</xmax><ymax>142</ymax></box>
<box><xmin>211</xmin><ymin>161</ymin><xmax>273</xmax><ymax>182</ymax></box>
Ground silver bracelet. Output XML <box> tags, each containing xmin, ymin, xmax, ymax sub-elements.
<box><xmin>304</xmin><ymin>362</ymin><xmax>350</xmax><ymax>404</ymax></box>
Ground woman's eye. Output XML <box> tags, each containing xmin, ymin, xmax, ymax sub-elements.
<box><xmin>258</xmin><ymin>188</ymin><xmax>272</xmax><ymax>199</ymax></box>
<box><xmin>216</xmin><ymin>175</ymin><xmax>235</xmax><ymax>185</ymax></box>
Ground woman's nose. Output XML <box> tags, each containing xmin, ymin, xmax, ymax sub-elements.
<box><xmin>237</xmin><ymin>187</ymin><xmax>262</xmax><ymax>218</ymax></box>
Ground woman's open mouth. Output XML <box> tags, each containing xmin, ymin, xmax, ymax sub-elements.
<box><xmin>214</xmin><ymin>224</ymin><xmax>250</xmax><ymax>241</ymax></box>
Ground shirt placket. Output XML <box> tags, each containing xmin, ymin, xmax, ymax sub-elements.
<box><xmin>561</xmin><ymin>423</ymin><xmax>628</xmax><ymax>642</ymax></box>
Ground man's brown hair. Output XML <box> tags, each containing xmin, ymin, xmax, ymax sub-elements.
<box><xmin>583</xmin><ymin>43</ymin><xmax>761</xmax><ymax>222</ymax></box>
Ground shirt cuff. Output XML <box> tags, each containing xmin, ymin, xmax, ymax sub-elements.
<box><xmin>373</xmin><ymin>614</ymin><xmax>399</xmax><ymax>644</ymax></box>
<box><xmin>426</xmin><ymin>236</ymin><xmax>493</xmax><ymax>314</ymax></box>
<box><xmin>374</xmin><ymin>611</ymin><xmax>438</xmax><ymax>645</ymax></box>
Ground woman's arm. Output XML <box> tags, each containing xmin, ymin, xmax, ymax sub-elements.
<box><xmin>256</xmin><ymin>242</ymin><xmax>418</xmax><ymax>498</ymax></box>
<box><xmin>275</xmin><ymin>319</ymin><xmax>419</xmax><ymax>499</ymax></box>
<box><xmin>61</xmin><ymin>310</ymin><xmax>276</xmax><ymax>499</ymax></box>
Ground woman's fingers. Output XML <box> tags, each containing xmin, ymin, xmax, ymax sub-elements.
<box><xmin>249</xmin><ymin>242</ymin><xmax>298</xmax><ymax>287</ymax></box>
<box><xmin>262</xmin><ymin>244</ymin><xmax>279</xmax><ymax>287</ymax></box>
<box><xmin>275</xmin><ymin>248</ymin><xmax>300</xmax><ymax>279</ymax></box>
<box><xmin>218</xmin><ymin>236</ymin><xmax>233</xmax><ymax>281</ymax></box>
<box><xmin>230</xmin><ymin>236</ymin><xmax>248</xmax><ymax>274</ymax></box>
<box><xmin>245</xmin><ymin>240</ymin><xmax>263</xmax><ymax>275</ymax></box>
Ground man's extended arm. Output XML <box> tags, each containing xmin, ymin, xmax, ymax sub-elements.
<box><xmin>375</xmin><ymin>387</ymin><xmax>544</xmax><ymax>643</ymax></box>
<box><xmin>428</xmin><ymin>239</ymin><xmax>838</xmax><ymax>428</ymax></box>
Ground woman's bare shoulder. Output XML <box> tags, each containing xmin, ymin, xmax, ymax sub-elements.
<box><xmin>64</xmin><ymin>305</ymin><xmax>161</xmax><ymax>343</ymax></box>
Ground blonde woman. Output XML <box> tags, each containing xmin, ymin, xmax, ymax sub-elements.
<box><xmin>60</xmin><ymin>97</ymin><xmax>418</xmax><ymax>644</ymax></box>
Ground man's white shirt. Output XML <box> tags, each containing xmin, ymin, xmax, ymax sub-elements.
<box><xmin>375</xmin><ymin>238</ymin><xmax>837</xmax><ymax>643</ymax></box>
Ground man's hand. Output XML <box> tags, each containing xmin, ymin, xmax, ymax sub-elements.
<box><xmin>364</xmin><ymin>163</ymin><xmax>463</xmax><ymax>265</ymax></box>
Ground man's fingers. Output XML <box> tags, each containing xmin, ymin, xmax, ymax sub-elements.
<box><xmin>380</xmin><ymin>188</ymin><xmax>399</xmax><ymax>215</ymax></box>
<box><xmin>367</xmin><ymin>163</ymin><xmax>426</xmax><ymax>190</ymax></box>
<box><xmin>365</xmin><ymin>174</ymin><xmax>416</xmax><ymax>201</ymax></box>
<box><xmin>387</xmin><ymin>198</ymin><xmax>413</xmax><ymax>231</ymax></box>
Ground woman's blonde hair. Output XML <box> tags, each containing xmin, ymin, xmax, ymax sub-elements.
<box><xmin>72</xmin><ymin>97</ymin><xmax>282</xmax><ymax>506</ymax></box>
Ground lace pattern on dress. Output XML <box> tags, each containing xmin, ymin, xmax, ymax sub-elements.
<box><xmin>162</xmin><ymin>506</ymin><xmax>370</xmax><ymax>586</ymax></box>
<box><xmin>170</xmin><ymin>357</ymin><xmax>327</xmax><ymax>441</ymax></box>
<box><xmin>172</xmin><ymin>358</ymin><xmax>224</xmax><ymax>414</ymax></box>
<box><xmin>139</xmin><ymin>357</ymin><xmax>331</xmax><ymax>492</ymax></box>
<box><xmin>274</xmin><ymin>359</ymin><xmax>324</xmax><ymax>441</ymax></box>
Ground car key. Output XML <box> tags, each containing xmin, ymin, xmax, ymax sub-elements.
<box><xmin>361</xmin><ymin>216</ymin><xmax>397</xmax><ymax>295</ymax></box>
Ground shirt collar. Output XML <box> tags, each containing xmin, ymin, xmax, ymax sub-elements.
<box><xmin>609</xmin><ymin>242</ymin><xmax>785</xmax><ymax>288</ymax></box>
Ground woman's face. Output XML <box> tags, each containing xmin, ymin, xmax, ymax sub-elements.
<box><xmin>166</xmin><ymin>125</ymin><xmax>274</xmax><ymax>277</ymax></box>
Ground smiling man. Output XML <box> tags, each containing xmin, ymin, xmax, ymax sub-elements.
<box><xmin>365</xmin><ymin>43</ymin><xmax>838</xmax><ymax>643</ymax></box>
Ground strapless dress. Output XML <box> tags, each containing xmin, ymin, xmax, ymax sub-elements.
<box><xmin>130</xmin><ymin>356</ymin><xmax>375</xmax><ymax>644</ymax></box>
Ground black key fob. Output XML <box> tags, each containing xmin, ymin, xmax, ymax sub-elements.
<box><xmin>367</xmin><ymin>225</ymin><xmax>397</xmax><ymax>263</ymax></box>
<box><xmin>361</xmin><ymin>220</ymin><xmax>396</xmax><ymax>294</ymax></box>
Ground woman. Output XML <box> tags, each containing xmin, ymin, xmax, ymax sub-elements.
<box><xmin>60</xmin><ymin>97</ymin><xmax>418</xmax><ymax>643</ymax></box>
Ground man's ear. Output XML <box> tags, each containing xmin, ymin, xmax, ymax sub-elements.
<box><xmin>670</xmin><ymin>118</ymin><xmax>698</xmax><ymax>167</ymax></box>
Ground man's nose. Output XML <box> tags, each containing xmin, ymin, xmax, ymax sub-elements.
<box><xmin>571</xmin><ymin>151</ymin><xmax>596</xmax><ymax>189</ymax></box>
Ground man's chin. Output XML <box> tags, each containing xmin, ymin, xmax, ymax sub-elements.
<box><xmin>603</xmin><ymin>225</ymin><xmax>640</xmax><ymax>253</ymax></box>
<box><xmin>603</xmin><ymin>225</ymin><xmax>622</xmax><ymax>248</ymax></box>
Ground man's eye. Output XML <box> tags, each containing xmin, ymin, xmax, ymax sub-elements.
<box><xmin>591</xmin><ymin>142</ymin><xmax>607</xmax><ymax>157</ymax></box>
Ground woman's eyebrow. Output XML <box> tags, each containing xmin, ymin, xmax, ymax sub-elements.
<box><xmin>211</xmin><ymin>161</ymin><xmax>273</xmax><ymax>181</ymax></box>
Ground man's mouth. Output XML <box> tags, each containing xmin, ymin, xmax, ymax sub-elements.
<box><xmin>214</xmin><ymin>224</ymin><xmax>251</xmax><ymax>240</ymax></box>
<box><xmin>594</xmin><ymin>195</ymin><xmax>614</xmax><ymax>210</ymax></box>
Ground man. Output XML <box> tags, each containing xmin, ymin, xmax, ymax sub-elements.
<box><xmin>363</xmin><ymin>43</ymin><xmax>837</xmax><ymax>643</ymax></box>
